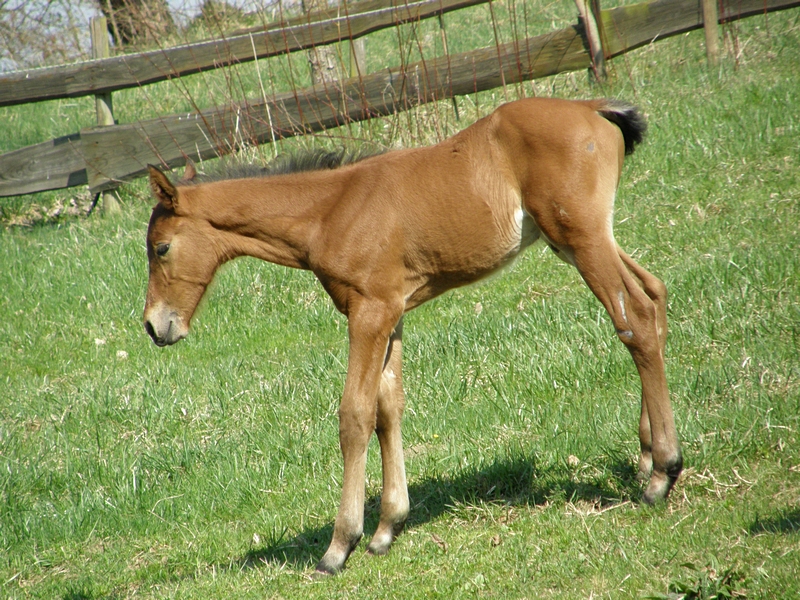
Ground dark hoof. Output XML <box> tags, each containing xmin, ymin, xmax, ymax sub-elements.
<box><xmin>367</xmin><ymin>542</ymin><xmax>390</xmax><ymax>556</ymax></box>
<box><xmin>642</xmin><ymin>453</ymin><xmax>683</xmax><ymax>505</ymax></box>
<box><xmin>316</xmin><ymin>535</ymin><xmax>361</xmax><ymax>576</ymax></box>
<box><xmin>314</xmin><ymin>562</ymin><xmax>340</xmax><ymax>577</ymax></box>
<box><xmin>642</xmin><ymin>489</ymin><xmax>668</xmax><ymax>506</ymax></box>
<box><xmin>642</xmin><ymin>472</ymin><xmax>680</xmax><ymax>505</ymax></box>
<box><xmin>367</xmin><ymin>527</ymin><xmax>400</xmax><ymax>556</ymax></box>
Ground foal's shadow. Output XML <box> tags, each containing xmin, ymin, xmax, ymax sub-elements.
<box><xmin>236</xmin><ymin>454</ymin><xmax>642</xmax><ymax>571</ymax></box>
<box><xmin>748</xmin><ymin>508</ymin><xmax>800</xmax><ymax>535</ymax></box>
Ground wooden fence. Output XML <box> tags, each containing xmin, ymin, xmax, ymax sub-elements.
<box><xmin>0</xmin><ymin>0</ymin><xmax>485</xmax><ymax>108</ymax></box>
<box><xmin>0</xmin><ymin>0</ymin><xmax>797</xmax><ymax>198</ymax></box>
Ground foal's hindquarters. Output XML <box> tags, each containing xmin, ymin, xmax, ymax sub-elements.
<box><xmin>309</xmin><ymin>98</ymin><xmax>682</xmax><ymax>574</ymax></box>
<box><xmin>497</xmin><ymin>99</ymin><xmax>683</xmax><ymax>502</ymax></box>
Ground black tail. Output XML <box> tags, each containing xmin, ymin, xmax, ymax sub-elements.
<box><xmin>597</xmin><ymin>100</ymin><xmax>647</xmax><ymax>155</ymax></box>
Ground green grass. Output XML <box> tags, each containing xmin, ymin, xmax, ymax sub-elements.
<box><xmin>2</xmin><ymin>8</ymin><xmax>800</xmax><ymax>600</ymax></box>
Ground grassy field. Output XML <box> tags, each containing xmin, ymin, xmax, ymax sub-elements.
<box><xmin>1</xmin><ymin>6</ymin><xmax>799</xmax><ymax>599</ymax></box>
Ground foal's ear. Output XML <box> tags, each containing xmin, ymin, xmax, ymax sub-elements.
<box><xmin>148</xmin><ymin>165</ymin><xmax>178</xmax><ymax>210</ymax></box>
<box><xmin>183</xmin><ymin>159</ymin><xmax>198</xmax><ymax>181</ymax></box>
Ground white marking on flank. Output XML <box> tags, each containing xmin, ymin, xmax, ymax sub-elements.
<box><xmin>618</xmin><ymin>291</ymin><xmax>628</xmax><ymax>323</ymax></box>
<box><xmin>513</xmin><ymin>207</ymin><xmax>539</xmax><ymax>252</ymax></box>
<box><xmin>514</xmin><ymin>208</ymin><xmax>524</xmax><ymax>231</ymax></box>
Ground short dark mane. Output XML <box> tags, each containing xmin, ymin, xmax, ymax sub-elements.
<box><xmin>182</xmin><ymin>147</ymin><xmax>386</xmax><ymax>185</ymax></box>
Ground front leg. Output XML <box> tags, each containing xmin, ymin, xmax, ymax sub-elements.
<box><xmin>316</xmin><ymin>299</ymin><xmax>403</xmax><ymax>575</ymax></box>
<box><xmin>368</xmin><ymin>318</ymin><xmax>409</xmax><ymax>556</ymax></box>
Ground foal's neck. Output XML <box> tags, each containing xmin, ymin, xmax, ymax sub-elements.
<box><xmin>188</xmin><ymin>169</ymin><xmax>348</xmax><ymax>270</ymax></box>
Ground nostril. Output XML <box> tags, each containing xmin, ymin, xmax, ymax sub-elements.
<box><xmin>144</xmin><ymin>320</ymin><xmax>157</xmax><ymax>341</ymax></box>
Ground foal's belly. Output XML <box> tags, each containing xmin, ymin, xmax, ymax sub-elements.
<box><xmin>469</xmin><ymin>207</ymin><xmax>540</xmax><ymax>278</ymax></box>
<box><xmin>403</xmin><ymin>206</ymin><xmax>540</xmax><ymax>309</ymax></box>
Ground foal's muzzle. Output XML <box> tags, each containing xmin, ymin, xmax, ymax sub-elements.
<box><xmin>143</xmin><ymin>306</ymin><xmax>187</xmax><ymax>346</ymax></box>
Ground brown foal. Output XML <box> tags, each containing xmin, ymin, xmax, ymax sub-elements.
<box><xmin>143</xmin><ymin>97</ymin><xmax>682</xmax><ymax>574</ymax></box>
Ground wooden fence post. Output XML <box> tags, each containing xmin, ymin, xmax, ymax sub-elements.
<box><xmin>303</xmin><ymin>0</ymin><xmax>338</xmax><ymax>84</ymax></box>
<box><xmin>575</xmin><ymin>0</ymin><xmax>606</xmax><ymax>81</ymax></box>
<box><xmin>702</xmin><ymin>0</ymin><xmax>720</xmax><ymax>66</ymax></box>
<box><xmin>349</xmin><ymin>38</ymin><xmax>366</xmax><ymax>77</ymax></box>
<box><xmin>437</xmin><ymin>14</ymin><xmax>460</xmax><ymax>120</ymax></box>
<box><xmin>90</xmin><ymin>16</ymin><xmax>121</xmax><ymax>215</ymax></box>
<box><xmin>589</xmin><ymin>0</ymin><xmax>607</xmax><ymax>76</ymax></box>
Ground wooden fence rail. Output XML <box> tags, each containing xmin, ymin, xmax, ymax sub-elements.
<box><xmin>0</xmin><ymin>0</ymin><xmax>486</xmax><ymax>108</ymax></box>
<box><xmin>1</xmin><ymin>0</ymin><xmax>798</xmax><ymax>197</ymax></box>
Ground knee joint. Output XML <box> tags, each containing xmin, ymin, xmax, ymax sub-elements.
<box><xmin>650</xmin><ymin>278</ymin><xmax>667</xmax><ymax>305</ymax></box>
<box><xmin>339</xmin><ymin>407</ymin><xmax>375</xmax><ymax>441</ymax></box>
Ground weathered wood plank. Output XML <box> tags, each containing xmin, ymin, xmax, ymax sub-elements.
<box><xmin>600</xmin><ymin>0</ymin><xmax>800</xmax><ymax>57</ymax></box>
<box><xmin>0</xmin><ymin>134</ymin><xmax>87</xmax><ymax>197</ymax></box>
<box><xmin>81</xmin><ymin>26</ymin><xmax>588</xmax><ymax>192</ymax></box>
<box><xmin>0</xmin><ymin>0</ymin><xmax>488</xmax><ymax>108</ymax></box>
<box><xmin>231</xmin><ymin>0</ymin><xmax>417</xmax><ymax>34</ymax></box>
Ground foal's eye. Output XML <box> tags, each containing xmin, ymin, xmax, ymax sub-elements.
<box><xmin>156</xmin><ymin>243</ymin><xmax>170</xmax><ymax>257</ymax></box>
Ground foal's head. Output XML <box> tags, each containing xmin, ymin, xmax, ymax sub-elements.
<box><xmin>142</xmin><ymin>150</ymin><xmax>381</xmax><ymax>346</ymax></box>
<box><xmin>143</xmin><ymin>163</ymin><xmax>218</xmax><ymax>346</ymax></box>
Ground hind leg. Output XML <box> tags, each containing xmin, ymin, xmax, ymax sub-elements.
<box><xmin>617</xmin><ymin>248</ymin><xmax>669</xmax><ymax>482</ymax></box>
<box><xmin>572</xmin><ymin>240</ymin><xmax>682</xmax><ymax>502</ymax></box>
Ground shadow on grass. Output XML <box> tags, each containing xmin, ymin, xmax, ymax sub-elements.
<box><xmin>749</xmin><ymin>507</ymin><xmax>800</xmax><ymax>535</ymax></box>
<box><xmin>236</xmin><ymin>452</ymin><xmax>643</xmax><ymax>572</ymax></box>
<box><xmin>62</xmin><ymin>593</ymin><xmax>95</xmax><ymax>600</ymax></box>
